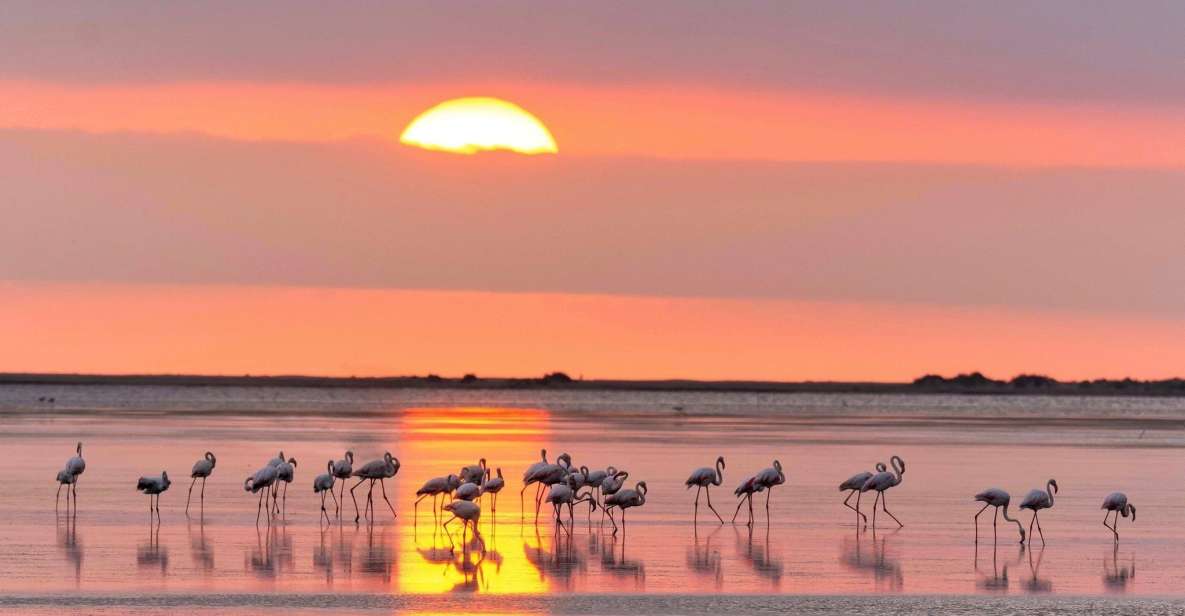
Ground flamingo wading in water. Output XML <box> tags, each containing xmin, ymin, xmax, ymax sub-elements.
<box><xmin>1019</xmin><ymin>479</ymin><xmax>1058</xmax><ymax>545</ymax></box>
<box><xmin>604</xmin><ymin>481</ymin><xmax>647</xmax><ymax>536</ymax></box>
<box><xmin>331</xmin><ymin>451</ymin><xmax>353</xmax><ymax>516</ymax></box>
<box><xmin>481</xmin><ymin>468</ymin><xmax>505</xmax><ymax>514</ymax></box>
<box><xmin>137</xmin><ymin>471</ymin><xmax>171</xmax><ymax>520</ymax></box>
<box><xmin>313</xmin><ymin>461</ymin><xmax>338</xmax><ymax>524</ymax></box>
<box><xmin>186</xmin><ymin>451</ymin><xmax>216</xmax><ymax>515</ymax></box>
<box><xmin>838</xmin><ymin>462</ymin><xmax>886</xmax><ymax>524</ymax></box>
<box><xmin>350</xmin><ymin>452</ymin><xmax>400</xmax><ymax>523</ymax></box>
<box><xmin>754</xmin><ymin>460</ymin><xmax>786</xmax><ymax>518</ymax></box>
<box><xmin>1101</xmin><ymin>492</ymin><xmax>1134</xmax><ymax>542</ymax></box>
<box><xmin>686</xmin><ymin>456</ymin><xmax>726</xmax><ymax>525</ymax></box>
<box><xmin>860</xmin><ymin>455</ymin><xmax>905</xmax><ymax>528</ymax></box>
<box><xmin>974</xmin><ymin>488</ymin><xmax>1026</xmax><ymax>544</ymax></box>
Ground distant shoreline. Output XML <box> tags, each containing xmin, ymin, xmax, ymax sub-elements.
<box><xmin>2</xmin><ymin>371</ymin><xmax>1185</xmax><ymax>397</ymax></box>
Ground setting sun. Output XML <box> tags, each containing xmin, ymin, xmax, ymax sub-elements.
<box><xmin>399</xmin><ymin>97</ymin><xmax>558</xmax><ymax>155</ymax></box>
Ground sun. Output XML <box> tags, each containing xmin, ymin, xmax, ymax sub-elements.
<box><xmin>399</xmin><ymin>97</ymin><xmax>558</xmax><ymax>155</ymax></box>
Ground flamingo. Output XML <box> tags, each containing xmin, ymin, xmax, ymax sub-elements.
<box><xmin>523</xmin><ymin>453</ymin><xmax>572</xmax><ymax>523</ymax></box>
<box><xmin>244</xmin><ymin>465</ymin><xmax>279</xmax><ymax>524</ymax></box>
<box><xmin>754</xmin><ymin>460</ymin><xmax>786</xmax><ymax>517</ymax></box>
<box><xmin>350</xmin><ymin>452</ymin><xmax>400</xmax><ymax>523</ymax></box>
<box><xmin>62</xmin><ymin>442</ymin><xmax>85</xmax><ymax>506</ymax></box>
<box><xmin>267</xmin><ymin>450</ymin><xmax>286</xmax><ymax>467</ymax></box>
<box><xmin>331</xmin><ymin>451</ymin><xmax>354</xmax><ymax>516</ymax></box>
<box><xmin>136</xmin><ymin>471</ymin><xmax>171</xmax><ymax>520</ymax></box>
<box><xmin>186</xmin><ymin>451</ymin><xmax>216</xmax><ymax>515</ymax></box>
<box><xmin>685</xmin><ymin>456</ymin><xmax>726</xmax><ymax>525</ymax></box>
<box><xmin>313</xmin><ymin>461</ymin><xmax>338</xmax><ymax>524</ymax></box>
<box><xmin>860</xmin><ymin>455</ymin><xmax>905</xmax><ymax>528</ymax></box>
<box><xmin>414</xmin><ymin>474</ymin><xmax>460</xmax><ymax>525</ymax></box>
<box><xmin>547</xmin><ymin>474</ymin><xmax>594</xmax><ymax>532</ymax></box>
<box><xmin>1101</xmin><ymin>492</ymin><xmax>1136</xmax><ymax>542</ymax></box>
<box><xmin>442</xmin><ymin>500</ymin><xmax>484</xmax><ymax>552</ymax></box>
<box><xmin>274</xmin><ymin>457</ymin><xmax>297</xmax><ymax>514</ymax></box>
<box><xmin>1019</xmin><ymin>479</ymin><xmax>1058</xmax><ymax>545</ymax></box>
<box><xmin>55</xmin><ymin>469</ymin><xmax>77</xmax><ymax>511</ymax></box>
<box><xmin>600</xmin><ymin>469</ymin><xmax>629</xmax><ymax>528</ymax></box>
<box><xmin>731</xmin><ymin>476</ymin><xmax>765</xmax><ymax>526</ymax></box>
<box><xmin>585</xmin><ymin>465</ymin><xmax>615</xmax><ymax>507</ymax></box>
<box><xmin>839</xmin><ymin>462</ymin><xmax>886</xmax><ymax>524</ymax></box>
<box><xmin>974</xmin><ymin>488</ymin><xmax>1026</xmax><ymax>544</ymax></box>
<box><xmin>603</xmin><ymin>481</ymin><xmax>647</xmax><ymax>536</ymax></box>
<box><xmin>456</xmin><ymin>481</ymin><xmax>482</xmax><ymax>501</ymax></box>
<box><xmin>519</xmin><ymin>449</ymin><xmax>550</xmax><ymax>521</ymax></box>
<box><xmin>460</xmin><ymin>458</ymin><xmax>487</xmax><ymax>485</ymax></box>
<box><xmin>481</xmin><ymin>468</ymin><xmax>505</xmax><ymax>513</ymax></box>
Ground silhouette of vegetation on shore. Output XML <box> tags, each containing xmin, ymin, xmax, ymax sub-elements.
<box><xmin>3</xmin><ymin>371</ymin><xmax>1185</xmax><ymax>396</ymax></box>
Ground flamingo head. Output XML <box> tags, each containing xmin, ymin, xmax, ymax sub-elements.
<box><xmin>716</xmin><ymin>456</ymin><xmax>725</xmax><ymax>469</ymax></box>
<box><xmin>1127</xmin><ymin>504</ymin><xmax>1136</xmax><ymax>521</ymax></box>
<box><xmin>558</xmin><ymin>453</ymin><xmax>572</xmax><ymax>468</ymax></box>
<box><xmin>876</xmin><ymin>462</ymin><xmax>887</xmax><ymax>472</ymax></box>
<box><xmin>637</xmin><ymin>481</ymin><xmax>648</xmax><ymax>495</ymax></box>
<box><xmin>244</xmin><ymin>477</ymin><xmax>254</xmax><ymax>492</ymax></box>
<box><xmin>205</xmin><ymin>451</ymin><xmax>216</xmax><ymax>465</ymax></box>
<box><xmin>288</xmin><ymin>457</ymin><xmax>298</xmax><ymax>467</ymax></box>
<box><xmin>496</xmin><ymin>467</ymin><xmax>503</xmax><ymax>478</ymax></box>
<box><xmin>1048</xmin><ymin>479</ymin><xmax>1059</xmax><ymax>494</ymax></box>
<box><xmin>346</xmin><ymin>450</ymin><xmax>354</xmax><ymax>463</ymax></box>
<box><xmin>479</xmin><ymin>457</ymin><xmax>487</xmax><ymax>469</ymax></box>
<box><xmin>76</xmin><ymin>442</ymin><xmax>83</xmax><ymax>455</ymax></box>
<box><xmin>891</xmin><ymin>455</ymin><xmax>905</xmax><ymax>475</ymax></box>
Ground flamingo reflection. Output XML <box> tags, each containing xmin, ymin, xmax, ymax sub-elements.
<box><xmin>523</xmin><ymin>528</ymin><xmax>587</xmax><ymax>591</ymax></box>
<box><xmin>974</xmin><ymin>542</ymin><xmax>1024</xmax><ymax>593</ymax></box>
<box><xmin>1023</xmin><ymin>545</ymin><xmax>1052</xmax><ymax>593</ymax></box>
<box><xmin>136</xmin><ymin>523</ymin><xmax>168</xmax><ymax>574</ymax></box>
<box><xmin>56</xmin><ymin>511</ymin><xmax>83</xmax><ymax>586</ymax></box>
<box><xmin>599</xmin><ymin>535</ymin><xmax>645</xmax><ymax>588</ymax></box>
<box><xmin>359</xmin><ymin>523</ymin><xmax>395</xmax><ymax>582</ymax></box>
<box><xmin>840</xmin><ymin>530</ymin><xmax>902</xmax><ymax>591</ymax></box>
<box><xmin>687</xmin><ymin>526</ymin><xmax>724</xmax><ymax>589</ymax></box>
<box><xmin>1104</xmin><ymin>545</ymin><xmax>1135</xmax><ymax>592</ymax></box>
<box><xmin>187</xmin><ymin>517</ymin><xmax>214</xmax><ymax>573</ymax></box>
<box><xmin>246</xmin><ymin>524</ymin><xmax>294</xmax><ymax>579</ymax></box>
<box><xmin>736</xmin><ymin>525</ymin><xmax>783</xmax><ymax>586</ymax></box>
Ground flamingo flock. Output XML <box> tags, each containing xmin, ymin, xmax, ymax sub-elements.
<box><xmin>53</xmin><ymin>443</ymin><xmax>1142</xmax><ymax>546</ymax></box>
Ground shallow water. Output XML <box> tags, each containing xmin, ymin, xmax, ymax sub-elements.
<box><xmin>2</xmin><ymin>385</ymin><xmax>1184</xmax><ymax>612</ymax></box>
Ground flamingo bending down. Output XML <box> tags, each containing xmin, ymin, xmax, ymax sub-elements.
<box><xmin>599</xmin><ymin>469</ymin><xmax>629</xmax><ymax>528</ymax></box>
<box><xmin>350</xmin><ymin>452</ymin><xmax>400</xmax><ymax>523</ymax></box>
<box><xmin>55</xmin><ymin>469</ymin><xmax>77</xmax><ymax>511</ymax></box>
<box><xmin>838</xmin><ymin>462</ymin><xmax>886</xmax><ymax>524</ymax></box>
<box><xmin>1101</xmin><ymin>491</ymin><xmax>1134</xmax><ymax>542</ymax></box>
<box><xmin>731</xmin><ymin>476</ymin><xmax>765</xmax><ymax>526</ymax></box>
<box><xmin>274</xmin><ymin>457</ymin><xmax>298</xmax><ymax>514</ymax></box>
<box><xmin>603</xmin><ymin>481</ymin><xmax>647</xmax><ymax>536</ymax></box>
<box><xmin>456</xmin><ymin>481</ymin><xmax>482</xmax><ymax>501</ymax></box>
<box><xmin>244</xmin><ymin>465</ymin><xmax>279</xmax><ymax>524</ymax></box>
<box><xmin>973</xmin><ymin>488</ymin><xmax>1026</xmax><ymax>544</ymax></box>
<box><xmin>860</xmin><ymin>455</ymin><xmax>905</xmax><ymax>528</ymax></box>
<box><xmin>686</xmin><ymin>456</ymin><xmax>726</xmax><ymax>525</ymax></box>
<box><xmin>187</xmin><ymin>451</ymin><xmax>216</xmax><ymax>515</ymax></box>
<box><xmin>1019</xmin><ymin>479</ymin><xmax>1058</xmax><ymax>545</ymax></box>
<box><xmin>754</xmin><ymin>460</ymin><xmax>786</xmax><ymax>517</ymax></box>
<box><xmin>481</xmin><ymin>468</ymin><xmax>505</xmax><ymax>513</ymax></box>
<box><xmin>442</xmin><ymin>499</ymin><xmax>484</xmax><ymax>552</ymax></box>
<box><xmin>546</xmin><ymin>474</ymin><xmax>594</xmax><ymax>532</ymax></box>
<box><xmin>414</xmin><ymin>474</ymin><xmax>460</xmax><ymax>525</ymax></box>
<box><xmin>313</xmin><ymin>461</ymin><xmax>338</xmax><ymax>524</ymax></box>
<box><xmin>137</xmin><ymin>471</ymin><xmax>171</xmax><ymax>520</ymax></box>
<box><xmin>331</xmin><ymin>451</ymin><xmax>354</xmax><ymax>516</ymax></box>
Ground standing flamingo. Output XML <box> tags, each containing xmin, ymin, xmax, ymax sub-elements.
<box><xmin>1101</xmin><ymin>492</ymin><xmax>1135</xmax><ymax>542</ymax></box>
<box><xmin>685</xmin><ymin>456</ymin><xmax>726</xmax><ymax>525</ymax></box>
<box><xmin>460</xmin><ymin>459</ymin><xmax>487</xmax><ymax>485</ymax></box>
<box><xmin>522</xmin><ymin>453</ymin><xmax>572</xmax><ymax>523</ymax></box>
<box><xmin>313</xmin><ymin>461</ymin><xmax>338</xmax><ymax>524</ymax></box>
<box><xmin>731</xmin><ymin>476</ymin><xmax>765</xmax><ymax>526</ymax></box>
<box><xmin>136</xmin><ymin>471</ymin><xmax>171</xmax><ymax>520</ymax></box>
<box><xmin>1019</xmin><ymin>479</ymin><xmax>1058</xmax><ymax>545</ymax></box>
<box><xmin>55</xmin><ymin>469</ymin><xmax>77</xmax><ymax>511</ymax></box>
<box><xmin>974</xmin><ymin>488</ymin><xmax>1026</xmax><ymax>544</ymax></box>
<box><xmin>603</xmin><ymin>481</ymin><xmax>647</xmax><ymax>536</ymax></box>
<box><xmin>244</xmin><ymin>465</ymin><xmax>279</xmax><ymax>524</ymax></box>
<box><xmin>442</xmin><ymin>500</ymin><xmax>484</xmax><ymax>552</ymax></box>
<box><xmin>754</xmin><ymin>460</ymin><xmax>786</xmax><ymax>518</ymax></box>
<box><xmin>860</xmin><ymin>455</ymin><xmax>905</xmax><ymax>528</ymax></box>
<box><xmin>61</xmin><ymin>442</ymin><xmax>85</xmax><ymax>507</ymax></box>
<box><xmin>274</xmin><ymin>457</ymin><xmax>298</xmax><ymax>515</ymax></box>
<box><xmin>599</xmin><ymin>469</ymin><xmax>629</xmax><ymax>528</ymax></box>
<box><xmin>350</xmin><ymin>452</ymin><xmax>400</xmax><ymax>523</ymax></box>
<box><xmin>331</xmin><ymin>451</ymin><xmax>354</xmax><ymax>516</ymax></box>
<box><xmin>839</xmin><ymin>462</ymin><xmax>886</xmax><ymax>525</ymax></box>
<box><xmin>481</xmin><ymin>468</ymin><xmax>505</xmax><ymax>513</ymax></box>
<box><xmin>456</xmin><ymin>481</ymin><xmax>482</xmax><ymax>501</ymax></box>
<box><xmin>414</xmin><ymin>474</ymin><xmax>459</xmax><ymax>525</ymax></box>
<box><xmin>186</xmin><ymin>452</ymin><xmax>216</xmax><ymax>515</ymax></box>
<box><xmin>520</xmin><ymin>449</ymin><xmax>550</xmax><ymax>521</ymax></box>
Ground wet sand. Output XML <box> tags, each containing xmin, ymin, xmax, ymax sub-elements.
<box><xmin>1</xmin><ymin>386</ymin><xmax>1184</xmax><ymax>613</ymax></box>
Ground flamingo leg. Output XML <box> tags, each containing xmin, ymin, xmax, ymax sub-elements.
<box><xmin>606</xmin><ymin>506</ymin><xmax>618</xmax><ymax>534</ymax></box>
<box><xmin>349</xmin><ymin>477</ymin><xmax>367</xmax><ymax>523</ymax></box>
<box><xmin>871</xmin><ymin>491</ymin><xmax>881</xmax><ymax>528</ymax></box>
<box><xmin>842</xmin><ymin>489</ymin><xmax>862</xmax><ymax>519</ymax></box>
<box><xmin>693</xmin><ymin>485</ymin><xmax>701</xmax><ymax>524</ymax></box>
<box><xmin>974</xmin><ymin>502</ymin><xmax>990</xmax><ymax>541</ymax></box>
<box><xmin>56</xmin><ymin>483</ymin><xmax>63</xmax><ymax>510</ymax></box>
<box><xmin>705</xmin><ymin>486</ymin><xmax>724</xmax><ymax>525</ymax></box>
<box><xmin>329</xmin><ymin>484</ymin><xmax>339</xmax><ymax>512</ymax></box>
<box><xmin>378</xmin><ymin>478</ymin><xmax>397</xmax><ymax>518</ymax></box>
<box><xmin>186</xmin><ymin>477</ymin><xmax>197</xmax><ymax>514</ymax></box>
<box><xmin>1113</xmin><ymin>511</ymin><xmax>1121</xmax><ymax>541</ymax></box>
<box><xmin>855</xmin><ymin>490</ymin><xmax>867</xmax><ymax>526</ymax></box>
<box><xmin>320</xmin><ymin>491</ymin><xmax>329</xmax><ymax>524</ymax></box>
<box><xmin>338</xmin><ymin>480</ymin><xmax>345</xmax><ymax>516</ymax></box>
<box><xmin>1034</xmin><ymin>511</ymin><xmax>1045</xmax><ymax>544</ymax></box>
<box><xmin>880</xmin><ymin>491</ymin><xmax>903</xmax><ymax>528</ymax></box>
<box><xmin>731</xmin><ymin>496</ymin><xmax>746</xmax><ymax>523</ymax></box>
<box><xmin>993</xmin><ymin>505</ymin><xmax>999</xmax><ymax>541</ymax></box>
<box><xmin>765</xmin><ymin>488</ymin><xmax>772</xmax><ymax>518</ymax></box>
<box><xmin>256</xmin><ymin>489</ymin><xmax>264</xmax><ymax>524</ymax></box>
<box><xmin>200</xmin><ymin>476</ymin><xmax>207</xmax><ymax>509</ymax></box>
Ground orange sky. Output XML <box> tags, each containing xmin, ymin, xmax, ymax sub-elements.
<box><xmin>3</xmin><ymin>282</ymin><xmax>1183</xmax><ymax>382</ymax></box>
<box><xmin>3</xmin><ymin>80</ymin><xmax>1185</xmax><ymax>167</ymax></box>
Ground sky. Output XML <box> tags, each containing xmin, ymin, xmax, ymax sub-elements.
<box><xmin>2</xmin><ymin>2</ymin><xmax>1184</xmax><ymax>381</ymax></box>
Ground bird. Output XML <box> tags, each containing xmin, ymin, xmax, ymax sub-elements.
<box><xmin>755</xmin><ymin>459</ymin><xmax>786</xmax><ymax>518</ymax></box>
<box><xmin>455</xmin><ymin>481</ymin><xmax>482</xmax><ymax>501</ymax></box>
<box><xmin>350</xmin><ymin>452</ymin><xmax>400</xmax><ymax>523</ymax></box>
<box><xmin>974</xmin><ymin>488</ymin><xmax>1026</xmax><ymax>544</ymax></box>
<box><xmin>546</xmin><ymin>474</ymin><xmax>594</xmax><ymax>531</ymax></box>
<box><xmin>414</xmin><ymin>474</ymin><xmax>460</xmax><ymax>525</ymax></box>
<box><xmin>244</xmin><ymin>465</ymin><xmax>279</xmax><ymax>524</ymax></box>
<box><xmin>860</xmin><ymin>455</ymin><xmax>905</xmax><ymax>528</ymax></box>
<box><xmin>460</xmin><ymin>458</ymin><xmax>487</xmax><ymax>485</ymax></box>
<box><xmin>603</xmin><ymin>481</ymin><xmax>647</xmax><ymax>536</ymax></box>
<box><xmin>313</xmin><ymin>460</ymin><xmax>338</xmax><ymax>524</ymax></box>
<box><xmin>274</xmin><ymin>457</ymin><xmax>298</xmax><ymax>515</ymax></box>
<box><xmin>331</xmin><ymin>450</ymin><xmax>354</xmax><ymax>516</ymax></box>
<box><xmin>731</xmin><ymin>476</ymin><xmax>766</xmax><ymax>526</ymax></box>
<box><xmin>520</xmin><ymin>449</ymin><xmax>551</xmax><ymax>520</ymax></box>
<box><xmin>1019</xmin><ymin>479</ymin><xmax>1058</xmax><ymax>545</ymax></box>
<box><xmin>1102</xmin><ymin>492</ymin><xmax>1134</xmax><ymax>542</ymax></box>
<box><xmin>61</xmin><ymin>442</ymin><xmax>86</xmax><ymax>506</ymax></box>
<box><xmin>839</xmin><ymin>462</ymin><xmax>887</xmax><ymax>525</ymax></box>
<box><xmin>442</xmin><ymin>499</ymin><xmax>484</xmax><ymax>552</ymax></box>
<box><xmin>267</xmin><ymin>450</ymin><xmax>286</xmax><ymax>467</ymax></box>
<box><xmin>585</xmin><ymin>465</ymin><xmax>614</xmax><ymax>505</ymax></box>
<box><xmin>55</xmin><ymin>468</ymin><xmax>77</xmax><ymax>511</ymax></box>
<box><xmin>522</xmin><ymin>452</ymin><xmax>572</xmax><ymax>523</ymax></box>
<box><xmin>481</xmin><ymin>467</ymin><xmax>505</xmax><ymax>513</ymax></box>
<box><xmin>599</xmin><ymin>469</ymin><xmax>629</xmax><ymax>528</ymax></box>
<box><xmin>136</xmin><ymin>471</ymin><xmax>171</xmax><ymax>520</ymax></box>
<box><xmin>186</xmin><ymin>451</ymin><xmax>216</xmax><ymax>515</ymax></box>
<box><xmin>686</xmin><ymin>456</ymin><xmax>726</xmax><ymax>525</ymax></box>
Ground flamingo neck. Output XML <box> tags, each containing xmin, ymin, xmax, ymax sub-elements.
<box><xmin>1046</xmin><ymin>482</ymin><xmax>1055</xmax><ymax>506</ymax></box>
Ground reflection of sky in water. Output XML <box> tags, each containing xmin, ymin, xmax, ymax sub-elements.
<box><xmin>0</xmin><ymin>393</ymin><xmax>1181</xmax><ymax>600</ymax></box>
